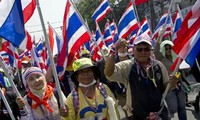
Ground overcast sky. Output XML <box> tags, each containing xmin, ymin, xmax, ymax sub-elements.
<box><xmin>25</xmin><ymin>0</ymin><xmax>67</xmax><ymax>41</ymax></box>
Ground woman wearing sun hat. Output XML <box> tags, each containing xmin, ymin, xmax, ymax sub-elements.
<box><xmin>15</xmin><ymin>67</ymin><xmax>68</xmax><ymax>120</ymax></box>
<box><xmin>63</xmin><ymin>58</ymin><xmax>119</xmax><ymax>120</ymax></box>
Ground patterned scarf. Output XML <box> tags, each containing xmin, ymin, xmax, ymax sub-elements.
<box><xmin>27</xmin><ymin>85</ymin><xmax>54</xmax><ymax>112</ymax></box>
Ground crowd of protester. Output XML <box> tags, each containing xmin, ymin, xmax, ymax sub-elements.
<box><xmin>0</xmin><ymin>32</ymin><xmax>200</xmax><ymax>120</ymax></box>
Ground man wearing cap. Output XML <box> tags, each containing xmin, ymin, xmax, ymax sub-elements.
<box><xmin>104</xmin><ymin>34</ymin><xmax>170</xmax><ymax>120</ymax></box>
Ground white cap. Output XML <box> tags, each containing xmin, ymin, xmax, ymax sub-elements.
<box><xmin>134</xmin><ymin>34</ymin><xmax>152</xmax><ymax>46</ymax></box>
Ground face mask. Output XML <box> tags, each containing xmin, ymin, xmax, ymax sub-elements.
<box><xmin>79</xmin><ymin>79</ymin><xmax>97</xmax><ymax>87</ymax></box>
<box><xmin>118</xmin><ymin>52</ymin><xmax>128</xmax><ymax>57</ymax></box>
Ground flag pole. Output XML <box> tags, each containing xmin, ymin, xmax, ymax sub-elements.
<box><xmin>95</xmin><ymin>21</ymin><xmax>106</xmax><ymax>46</ymax></box>
<box><xmin>132</xmin><ymin>0</ymin><xmax>141</xmax><ymax>27</ymax></box>
<box><xmin>107</xmin><ymin>0</ymin><xmax>118</xmax><ymax>25</ymax></box>
<box><xmin>0</xmin><ymin>58</ymin><xmax>28</xmax><ymax>113</ymax></box>
<box><xmin>95</xmin><ymin>21</ymin><xmax>107</xmax><ymax>61</ymax></box>
<box><xmin>0</xmin><ymin>88</ymin><xmax>16</xmax><ymax>120</ymax></box>
<box><xmin>11</xmin><ymin>48</ymin><xmax>23</xmax><ymax>95</ymax></box>
<box><xmin>35</xmin><ymin>0</ymin><xmax>64</xmax><ymax>108</ymax></box>
<box><xmin>176</xmin><ymin>4</ymin><xmax>183</xmax><ymax>21</ymax></box>
<box><xmin>164</xmin><ymin>0</ymin><xmax>173</xmax><ymax>25</ymax></box>
<box><xmin>160</xmin><ymin>58</ymin><xmax>183</xmax><ymax>106</ymax></box>
<box><xmin>70</xmin><ymin>0</ymin><xmax>107</xmax><ymax>61</ymax></box>
<box><xmin>157</xmin><ymin>0</ymin><xmax>173</xmax><ymax>43</ymax></box>
<box><xmin>47</xmin><ymin>22</ymin><xmax>63</xmax><ymax>41</ymax></box>
<box><xmin>145</xmin><ymin>15</ymin><xmax>153</xmax><ymax>35</ymax></box>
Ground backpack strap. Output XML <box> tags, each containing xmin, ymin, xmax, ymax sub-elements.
<box><xmin>96</xmin><ymin>82</ymin><xmax>107</xmax><ymax>98</ymax></box>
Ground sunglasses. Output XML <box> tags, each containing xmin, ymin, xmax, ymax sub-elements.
<box><xmin>136</xmin><ymin>47</ymin><xmax>151</xmax><ymax>52</ymax></box>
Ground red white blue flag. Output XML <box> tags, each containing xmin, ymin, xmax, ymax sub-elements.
<box><xmin>118</xmin><ymin>1</ymin><xmax>139</xmax><ymax>39</ymax></box>
<box><xmin>1</xmin><ymin>39</ymin><xmax>20</xmax><ymax>68</ymax></box>
<box><xmin>170</xmin><ymin>0</ymin><xmax>200</xmax><ymax>70</ymax></box>
<box><xmin>48</xmin><ymin>25</ymin><xmax>63</xmax><ymax>57</ymax></box>
<box><xmin>138</xmin><ymin>17</ymin><xmax>152</xmax><ymax>36</ymax></box>
<box><xmin>181</xmin><ymin>29</ymin><xmax>200</xmax><ymax>66</ymax></box>
<box><xmin>172</xmin><ymin>9</ymin><xmax>183</xmax><ymax>41</ymax></box>
<box><xmin>92</xmin><ymin>0</ymin><xmax>111</xmax><ymax>22</ymax></box>
<box><xmin>152</xmin><ymin>12</ymin><xmax>173</xmax><ymax>40</ymax></box>
<box><xmin>57</xmin><ymin>0</ymin><xmax>91</xmax><ymax>78</ymax></box>
<box><xmin>173</xmin><ymin>0</ymin><xmax>200</xmax><ymax>55</ymax></box>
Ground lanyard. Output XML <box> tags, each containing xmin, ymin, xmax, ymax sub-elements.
<box><xmin>135</xmin><ymin>59</ymin><xmax>157</xmax><ymax>87</ymax></box>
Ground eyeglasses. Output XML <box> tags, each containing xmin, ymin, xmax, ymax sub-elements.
<box><xmin>136</xmin><ymin>47</ymin><xmax>151</xmax><ymax>52</ymax></box>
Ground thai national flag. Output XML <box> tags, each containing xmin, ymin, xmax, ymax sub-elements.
<box><xmin>92</xmin><ymin>24</ymin><xmax>104</xmax><ymax>61</ymax></box>
<box><xmin>0</xmin><ymin>0</ymin><xmax>26</xmax><ymax>48</ymax></box>
<box><xmin>152</xmin><ymin>12</ymin><xmax>172</xmax><ymax>40</ymax></box>
<box><xmin>109</xmin><ymin>20</ymin><xmax>119</xmax><ymax>43</ymax></box>
<box><xmin>180</xmin><ymin>29</ymin><xmax>200</xmax><ymax>66</ymax></box>
<box><xmin>128</xmin><ymin>28</ymin><xmax>139</xmax><ymax>45</ymax></box>
<box><xmin>172</xmin><ymin>9</ymin><xmax>183</xmax><ymax>41</ymax></box>
<box><xmin>163</xmin><ymin>15</ymin><xmax>173</xmax><ymax>38</ymax></box>
<box><xmin>118</xmin><ymin>1</ymin><xmax>139</xmax><ymax>39</ymax></box>
<box><xmin>92</xmin><ymin>0</ymin><xmax>111</xmax><ymax>22</ymax></box>
<box><xmin>1</xmin><ymin>39</ymin><xmax>19</xmax><ymax>68</ymax></box>
<box><xmin>22</xmin><ymin>0</ymin><xmax>36</xmax><ymax>23</ymax></box>
<box><xmin>170</xmin><ymin>0</ymin><xmax>200</xmax><ymax>70</ymax></box>
<box><xmin>36</xmin><ymin>40</ymin><xmax>48</xmax><ymax>68</ymax></box>
<box><xmin>48</xmin><ymin>25</ymin><xmax>63</xmax><ymax>57</ymax></box>
<box><xmin>103</xmin><ymin>21</ymin><xmax>114</xmax><ymax>47</ymax></box>
<box><xmin>57</xmin><ymin>0</ymin><xmax>91</xmax><ymax>78</ymax></box>
<box><xmin>0</xmin><ymin>50</ymin><xmax>9</xmax><ymax>65</ymax></box>
<box><xmin>89</xmin><ymin>39</ymin><xmax>95</xmax><ymax>54</ymax></box>
<box><xmin>138</xmin><ymin>17</ymin><xmax>151</xmax><ymax>36</ymax></box>
<box><xmin>31</xmin><ymin>45</ymin><xmax>47</xmax><ymax>74</ymax></box>
<box><xmin>173</xmin><ymin>0</ymin><xmax>200</xmax><ymax>55</ymax></box>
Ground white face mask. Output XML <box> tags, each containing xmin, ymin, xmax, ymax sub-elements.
<box><xmin>79</xmin><ymin>79</ymin><xmax>97</xmax><ymax>88</ymax></box>
<box><xmin>118</xmin><ymin>52</ymin><xmax>128</xmax><ymax>57</ymax></box>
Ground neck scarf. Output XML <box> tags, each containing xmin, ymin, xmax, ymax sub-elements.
<box><xmin>27</xmin><ymin>85</ymin><xmax>54</xmax><ymax>112</ymax></box>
